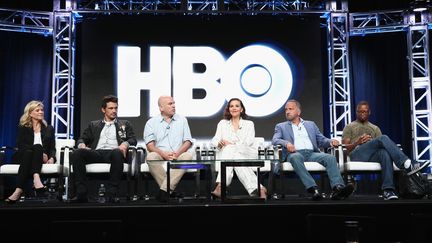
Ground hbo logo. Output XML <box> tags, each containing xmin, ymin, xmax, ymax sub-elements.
<box><xmin>117</xmin><ymin>44</ymin><xmax>293</xmax><ymax>117</ymax></box>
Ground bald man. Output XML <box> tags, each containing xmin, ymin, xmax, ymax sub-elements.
<box><xmin>143</xmin><ymin>96</ymin><xmax>193</xmax><ymax>202</ymax></box>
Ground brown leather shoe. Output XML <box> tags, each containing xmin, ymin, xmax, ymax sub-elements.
<box><xmin>211</xmin><ymin>183</ymin><xmax>221</xmax><ymax>198</ymax></box>
<box><xmin>260</xmin><ymin>187</ymin><xmax>267</xmax><ymax>199</ymax></box>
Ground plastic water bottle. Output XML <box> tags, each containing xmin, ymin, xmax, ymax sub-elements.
<box><xmin>201</xmin><ymin>143</ymin><xmax>208</xmax><ymax>161</ymax></box>
<box><xmin>195</xmin><ymin>146</ymin><xmax>202</xmax><ymax>161</ymax></box>
<box><xmin>266</xmin><ymin>145</ymin><xmax>275</xmax><ymax>160</ymax></box>
<box><xmin>98</xmin><ymin>183</ymin><xmax>106</xmax><ymax>203</ymax></box>
<box><xmin>258</xmin><ymin>146</ymin><xmax>266</xmax><ymax>160</ymax></box>
<box><xmin>207</xmin><ymin>146</ymin><xmax>216</xmax><ymax>161</ymax></box>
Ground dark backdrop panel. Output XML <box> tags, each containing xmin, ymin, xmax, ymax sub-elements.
<box><xmin>350</xmin><ymin>32</ymin><xmax>412</xmax><ymax>157</ymax></box>
<box><xmin>0</xmin><ymin>31</ymin><xmax>52</xmax><ymax>148</ymax></box>
<box><xmin>77</xmin><ymin>14</ymin><xmax>324</xmax><ymax>143</ymax></box>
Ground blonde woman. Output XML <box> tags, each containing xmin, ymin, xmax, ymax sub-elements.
<box><xmin>211</xmin><ymin>98</ymin><xmax>267</xmax><ymax>199</ymax></box>
<box><xmin>5</xmin><ymin>101</ymin><xmax>55</xmax><ymax>204</ymax></box>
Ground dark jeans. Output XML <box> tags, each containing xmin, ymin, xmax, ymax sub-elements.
<box><xmin>16</xmin><ymin>144</ymin><xmax>44</xmax><ymax>189</ymax></box>
<box><xmin>71</xmin><ymin>148</ymin><xmax>125</xmax><ymax>197</ymax></box>
<box><xmin>350</xmin><ymin>135</ymin><xmax>408</xmax><ymax>190</ymax></box>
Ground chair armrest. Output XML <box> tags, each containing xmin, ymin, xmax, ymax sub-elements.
<box><xmin>275</xmin><ymin>144</ymin><xmax>283</xmax><ymax>162</ymax></box>
<box><xmin>332</xmin><ymin>144</ymin><xmax>348</xmax><ymax>169</ymax></box>
<box><xmin>136</xmin><ymin>146</ymin><xmax>147</xmax><ymax>166</ymax></box>
<box><xmin>126</xmin><ymin>146</ymin><xmax>137</xmax><ymax>163</ymax></box>
<box><xmin>131</xmin><ymin>146</ymin><xmax>146</xmax><ymax>177</ymax></box>
<box><xmin>60</xmin><ymin>146</ymin><xmax>74</xmax><ymax>166</ymax></box>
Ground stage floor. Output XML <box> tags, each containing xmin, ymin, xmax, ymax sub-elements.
<box><xmin>1</xmin><ymin>195</ymin><xmax>432</xmax><ymax>242</ymax></box>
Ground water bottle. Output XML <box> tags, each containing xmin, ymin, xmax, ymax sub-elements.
<box><xmin>266</xmin><ymin>145</ymin><xmax>275</xmax><ymax>160</ymax></box>
<box><xmin>201</xmin><ymin>143</ymin><xmax>208</xmax><ymax>161</ymax></box>
<box><xmin>195</xmin><ymin>146</ymin><xmax>202</xmax><ymax>161</ymax></box>
<box><xmin>258</xmin><ymin>146</ymin><xmax>266</xmax><ymax>160</ymax></box>
<box><xmin>98</xmin><ymin>183</ymin><xmax>106</xmax><ymax>203</ymax></box>
<box><xmin>207</xmin><ymin>146</ymin><xmax>216</xmax><ymax>161</ymax></box>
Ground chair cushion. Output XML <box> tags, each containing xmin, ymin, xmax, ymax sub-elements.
<box><xmin>0</xmin><ymin>164</ymin><xmax>20</xmax><ymax>174</ymax></box>
<box><xmin>281</xmin><ymin>161</ymin><xmax>327</xmax><ymax>171</ymax></box>
<box><xmin>344</xmin><ymin>161</ymin><xmax>400</xmax><ymax>171</ymax></box>
<box><xmin>85</xmin><ymin>163</ymin><xmax>130</xmax><ymax>173</ymax></box>
<box><xmin>0</xmin><ymin>163</ymin><xmax>64</xmax><ymax>175</ymax></box>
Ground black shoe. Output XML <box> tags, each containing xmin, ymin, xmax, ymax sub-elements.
<box><xmin>156</xmin><ymin>189</ymin><xmax>169</xmax><ymax>203</ymax></box>
<box><xmin>331</xmin><ymin>183</ymin><xmax>355</xmax><ymax>200</ymax></box>
<box><xmin>170</xmin><ymin>191</ymin><xmax>183</xmax><ymax>199</ymax></box>
<box><xmin>307</xmin><ymin>186</ymin><xmax>323</xmax><ymax>201</ymax></box>
<box><xmin>108</xmin><ymin>197</ymin><xmax>121</xmax><ymax>203</ymax></box>
<box><xmin>34</xmin><ymin>186</ymin><xmax>48</xmax><ymax>197</ymax></box>
<box><xmin>69</xmin><ymin>196</ymin><xmax>89</xmax><ymax>203</ymax></box>
<box><xmin>70</xmin><ymin>189</ymin><xmax>89</xmax><ymax>203</ymax></box>
<box><xmin>5</xmin><ymin>197</ymin><xmax>19</xmax><ymax>204</ymax></box>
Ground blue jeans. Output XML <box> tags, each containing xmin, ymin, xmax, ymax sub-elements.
<box><xmin>286</xmin><ymin>149</ymin><xmax>345</xmax><ymax>190</ymax></box>
<box><xmin>349</xmin><ymin>135</ymin><xmax>408</xmax><ymax>190</ymax></box>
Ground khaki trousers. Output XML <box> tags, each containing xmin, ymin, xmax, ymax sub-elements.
<box><xmin>147</xmin><ymin>151</ymin><xmax>193</xmax><ymax>191</ymax></box>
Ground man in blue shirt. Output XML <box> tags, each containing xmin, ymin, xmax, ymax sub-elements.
<box><xmin>272</xmin><ymin>99</ymin><xmax>354</xmax><ymax>200</ymax></box>
<box><xmin>143</xmin><ymin>96</ymin><xmax>193</xmax><ymax>202</ymax></box>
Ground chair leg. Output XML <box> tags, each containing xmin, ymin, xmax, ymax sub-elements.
<box><xmin>0</xmin><ymin>175</ymin><xmax>4</xmax><ymax>200</ymax></box>
<box><xmin>143</xmin><ymin>173</ymin><xmax>150</xmax><ymax>201</ymax></box>
<box><xmin>133</xmin><ymin>172</ymin><xmax>140</xmax><ymax>201</ymax></box>
<box><xmin>126</xmin><ymin>174</ymin><xmax>131</xmax><ymax>201</ymax></box>
<box><xmin>194</xmin><ymin>170</ymin><xmax>201</xmax><ymax>198</ymax></box>
<box><xmin>58</xmin><ymin>176</ymin><xmax>65</xmax><ymax>201</ymax></box>
<box><xmin>280</xmin><ymin>171</ymin><xmax>285</xmax><ymax>199</ymax></box>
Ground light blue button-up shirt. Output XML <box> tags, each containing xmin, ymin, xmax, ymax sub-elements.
<box><xmin>292</xmin><ymin>119</ymin><xmax>314</xmax><ymax>150</ymax></box>
<box><xmin>143</xmin><ymin>113</ymin><xmax>192</xmax><ymax>152</ymax></box>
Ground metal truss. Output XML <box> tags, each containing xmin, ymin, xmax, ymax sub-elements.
<box><xmin>327</xmin><ymin>12</ymin><xmax>351</xmax><ymax>138</ymax></box>
<box><xmin>51</xmin><ymin>11</ymin><xmax>75</xmax><ymax>139</ymax></box>
<box><xmin>407</xmin><ymin>23</ymin><xmax>432</xmax><ymax>163</ymax></box>
<box><xmin>349</xmin><ymin>10</ymin><xmax>408</xmax><ymax>36</ymax></box>
<box><xmin>75</xmin><ymin>0</ymin><xmax>322</xmax><ymax>11</ymax></box>
<box><xmin>0</xmin><ymin>8</ymin><xmax>52</xmax><ymax>35</ymax></box>
<box><xmin>239</xmin><ymin>0</ymin><xmax>308</xmax><ymax>11</ymax></box>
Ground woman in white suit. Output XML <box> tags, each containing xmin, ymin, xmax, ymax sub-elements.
<box><xmin>211</xmin><ymin>98</ymin><xmax>267</xmax><ymax>199</ymax></box>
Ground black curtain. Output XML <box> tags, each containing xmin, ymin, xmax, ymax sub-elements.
<box><xmin>349</xmin><ymin>32</ymin><xmax>412</xmax><ymax>157</ymax></box>
<box><xmin>0</xmin><ymin>31</ymin><xmax>53</xmax><ymax>149</ymax></box>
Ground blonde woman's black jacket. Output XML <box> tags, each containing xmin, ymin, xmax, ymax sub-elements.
<box><xmin>13</xmin><ymin>124</ymin><xmax>56</xmax><ymax>163</ymax></box>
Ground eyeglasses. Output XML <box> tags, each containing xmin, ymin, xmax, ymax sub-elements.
<box><xmin>356</xmin><ymin>110</ymin><xmax>369</xmax><ymax>114</ymax></box>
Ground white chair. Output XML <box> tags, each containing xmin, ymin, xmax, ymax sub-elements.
<box><xmin>68</xmin><ymin>145</ymin><xmax>138</xmax><ymax>200</ymax></box>
<box><xmin>336</xmin><ymin>142</ymin><xmax>401</xmax><ymax>192</ymax></box>
<box><xmin>277</xmin><ymin>144</ymin><xmax>336</xmax><ymax>197</ymax></box>
<box><xmin>0</xmin><ymin>138</ymin><xmax>75</xmax><ymax>200</ymax></box>
<box><xmin>137</xmin><ymin>139</ymin><xmax>200</xmax><ymax>200</ymax></box>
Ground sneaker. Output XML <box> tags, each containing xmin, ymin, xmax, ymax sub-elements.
<box><xmin>307</xmin><ymin>186</ymin><xmax>323</xmax><ymax>201</ymax></box>
<box><xmin>330</xmin><ymin>183</ymin><xmax>355</xmax><ymax>200</ymax></box>
<box><xmin>406</xmin><ymin>160</ymin><xmax>430</xmax><ymax>176</ymax></box>
<box><xmin>383</xmin><ymin>190</ymin><xmax>399</xmax><ymax>200</ymax></box>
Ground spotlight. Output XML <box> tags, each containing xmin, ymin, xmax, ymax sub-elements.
<box><xmin>410</xmin><ymin>0</ymin><xmax>430</xmax><ymax>12</ymax></box>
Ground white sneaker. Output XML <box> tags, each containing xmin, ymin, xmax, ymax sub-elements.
<box><xmin>406</xmin><ymin>161</ymin><xmax>430</xmax><ymax>176</ymax></box>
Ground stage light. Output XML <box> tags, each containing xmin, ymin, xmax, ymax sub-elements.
<box><xmin>410</xmin><ymin>0</ymin><xmax>430</xmax><ymax>12</ymax></box>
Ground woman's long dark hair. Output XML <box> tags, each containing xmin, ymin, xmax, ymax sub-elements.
<box><xmin>223</xmin><ymin>98</ymin><xmax>248</xmax><ymax>120</ymax></box>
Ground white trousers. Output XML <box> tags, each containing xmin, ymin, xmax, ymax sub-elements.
<box><xmin>215</xmin><ymin>145</ymin><xmax>261</xmax><ymax>195</ymax></box>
